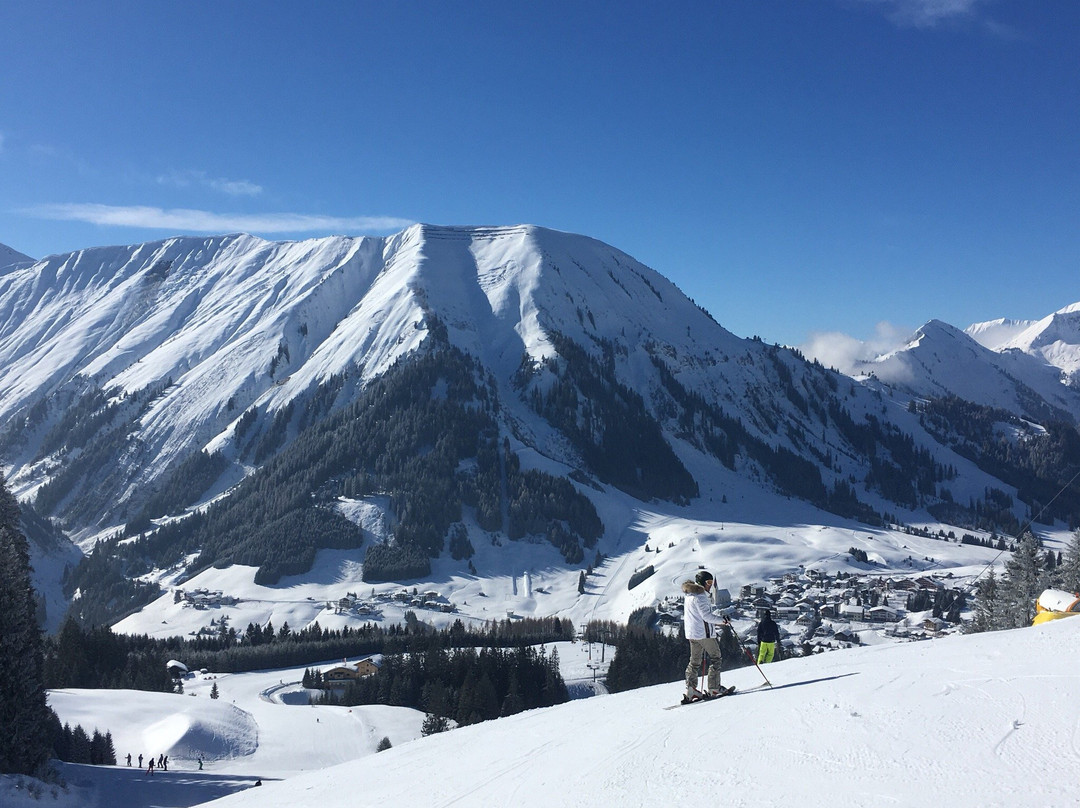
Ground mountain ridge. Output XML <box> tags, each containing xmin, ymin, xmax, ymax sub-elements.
<box><xmin>860</xmin><ymin>317</ymin><xmax>1080</xmax><ymax>424</ymax></box>
<box><xmin>4</xmin><ymin>224</ymin><xmax>1080</xmax><ymax>631</ymax></box>
<box><xmin>0</xmin><ymin>241</ymin><xmax>34</xmax><ymax>273</ymax></box>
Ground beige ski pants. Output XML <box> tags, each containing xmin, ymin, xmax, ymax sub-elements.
<box><xmin>685</xmin><ymin>637</ymin><xmax>723</xmax><ymax>692</ymax></box>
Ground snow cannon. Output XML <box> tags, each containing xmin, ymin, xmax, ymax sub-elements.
<box><xmin>1032</xmin><ymin>589</ymin><xmax>1080</xmax><ymax>626</ymax></box>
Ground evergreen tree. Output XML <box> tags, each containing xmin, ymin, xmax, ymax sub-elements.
<box><xmin>210</xmin><ymin>682</ymin><xmax>220</xmax><ymax>699</ymax></box>
<box><xmin>376</xmin><ymin>736</ymin><xmax>392</xmax><ymax>752</ymax></box>
<box><xmin>972</xmin><ymin>570</ymin><xmax>999</xmax><ymax>633</ymax></box>
<box><xmin>0</xmin><ymin>479</ymin><xmax>53</xmax><ymax>775</ymax></box>
<box><xmin>421</xmin><ymin>713</ymin><xmax>450</xmax><ymax>736</ymax></box>
<box><xmin>998</xmin><ymin>532</ymin><xmax>1050</xmax><ymax>628</ymax></box>
<box><xmin>1057</xmin><ymin>529</ymin><xmax>1080</xmax><ymax>593</ymax></box>
<box><xmin>70</xmin><ymin>725</ymin><xmax>91</xmax><ymax>764</ymax></box>
<box><xmin>90</xmin><ymin>729</ymin><xmax>116</xmax><ymax>765</ymax></box>
<box><xmin>104</xmin><ymin>730</ymin><xmax>116</xmax><ymax>765</ymax></box>
<box><xmin>54</xmin><ymin>723</ymin><xmax>72</xmax><ymax>763</ymax></box>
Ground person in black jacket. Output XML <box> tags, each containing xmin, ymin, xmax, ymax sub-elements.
<box><xmin>756</xmin><ymin>611</ymin><xmax>780</xmax><ymax>664</ymax></box>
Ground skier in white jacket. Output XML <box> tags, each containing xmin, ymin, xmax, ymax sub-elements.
<box><xmin>682</xmin><ymin>570</ymin><xmax>735</xmax><ymax>701</ymax></box>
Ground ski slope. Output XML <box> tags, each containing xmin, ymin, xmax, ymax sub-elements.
<box><xmin>4</xmin><ymin>619</ymin><xmax>1078</xmax><ymax>808</ymax></box>
<box><xmin>199</xmin><ymin>617</ymin><xmax>1080</xmax><ymax>808</ymax></box>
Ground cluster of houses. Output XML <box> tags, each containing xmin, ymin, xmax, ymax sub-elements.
<box><xmin>330</xmin><ymin>588</ymin><xmax>458</xmax><ymax>617</ymax></box>
<box><xmin>174</xmin><ymin>588</ymin><xmax>240</xmax><ymax>609</ymax></box>
<box><xmin>656</xmin><ymin>568</ymin><xmax>965</xmax><ymax>655</ymax></box>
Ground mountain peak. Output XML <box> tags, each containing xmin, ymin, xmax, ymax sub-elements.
<box><xmin>0</xmin><ymin>242</ymin><xmax>34</xmax><ymax>273</ymax></box>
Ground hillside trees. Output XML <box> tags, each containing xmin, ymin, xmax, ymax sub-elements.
<box><xmin>919</xmin><ymin>397</ymin><xmax>1080</xmax><ymax>527</ymax></box>
<box><xmin>970</xmin><ymin>532</ymin><xmax>1052</xmax><ymax>632</ymax></box>
<box><xmin>0</xmin><ymin>479</ymin><xmax>54</xmax><ymax>775</ymax></box>
<box><xmin>59</xmin><ymin>534</ymin><xmax>162</xmax><ymax>627</ymax></box>
<box><xmin>996</xmin><ymin>532</ymin><xmax>1051</xmax><ymax>628</ymax></box>
<box><xmin>51</xmin><ymin>724</ymin><xmax>116</xmax><ymax>765</ymax></box>
<box><xmin>526</xmin><ymin>333</ymin><xmax>698</xmax><ymax>503</ymax></box>
<box><xmin>127</xmin><ymin>450</ymin><xmax>230</xmax><ymax>533</ymax></box>
<box><xmin>40</xmin><ymin>609</ymin><xmax>573</xmax><ymax>689</ymax></box>
<box><xmin>30</xmin><ymin>379</ymin><xmax>175</xmax><ymax>526</ymax></box>
<box><xmin>319</xmin><ymin>641</ymin><xmax>568</xmax><ymax>726</ymax></box>
<box><xmin>54</xmin><ymin>340</ymin><xmax>603</xmax><ymax>611</ymax></box>
<box><xmin>43</xmin><ymin>618</ymin><xmax>174</xmax><ymax>691</ymax></box>
<box><xmin>972</xmin><ymin>570</ymin><xmax>999</xmax><ymax>633</ymax></box>
<box><xmin>1057</xmin><ymin>529</ymin><xmax>1080</xmax><ymax>592</ymax></box>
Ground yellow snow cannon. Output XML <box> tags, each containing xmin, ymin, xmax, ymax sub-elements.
<box><xmin>1032</xmin><ymin>588</ymin><xmax>1080</xmax><ymax>626</ymax></box>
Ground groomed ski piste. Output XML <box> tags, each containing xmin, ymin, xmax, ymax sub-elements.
<box><xmin>4</xmin><ymin>617</ymin><xmax>1078</xmax><ymax>808</ymax></box>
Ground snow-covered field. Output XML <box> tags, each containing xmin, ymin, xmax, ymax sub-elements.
<box><xmin>1</xmin><ymin>640</ymin><xmax>610</xmax><ymax>807</ymax></box>
<box><xmin>112</xmin><ymin>477</ymin><xmax>1024</xmax><ymax>645</ymax></box>
<box><xmin>4</xmin><ymin>618</ymin><xmax>1077</xmax><ymax>808</ymax></box>
<box><xmin>47</xmin><ymin>667</ymin><xmax>423</xmax><ymax>779</ymax></box>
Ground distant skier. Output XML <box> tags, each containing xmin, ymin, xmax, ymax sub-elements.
<box><xmin>756</xmin><ymin>610</ymin><xmax>780</xmax><ymax>664</ymax></box>
<box><xmin>146</xmin><ymin>757</ymin><xmax>155</xmax><ymax>776</ymax></box>
<box><xmin>681</xmin><ymin>570</ymin><xmax>735</xmax><ymax>701</ymax></box>
<box><xmin>126</xmin><ymin>753</ymin><xmax>131</xmax><ymax>766</ymax></box>
<box><xmin>198</xmin><ymin>757</ymin><xmax>203</xmax><ymax>770</ymax></box>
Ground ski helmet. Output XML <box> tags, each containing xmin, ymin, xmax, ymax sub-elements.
<box><xmin>695</xmin><ymin>570</ymin><xmax>714</xmax><ymax>587</ymax></box>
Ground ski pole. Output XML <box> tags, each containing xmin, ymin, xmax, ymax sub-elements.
<box><xmin>723</xmin><ymin>617</ymin><xmax>772</xmax><ymax>687</ymax></box>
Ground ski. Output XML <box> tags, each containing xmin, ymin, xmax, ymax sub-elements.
<box><xmin>665</xmin><ymin>686</ymin><xmax>736</xmax><ymax>709</ymax></box>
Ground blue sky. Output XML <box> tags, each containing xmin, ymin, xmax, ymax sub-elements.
<box><xmin>1</xmin><ymin>1</ymin><xmax>1077</xmax><ymax>350</ymax></box>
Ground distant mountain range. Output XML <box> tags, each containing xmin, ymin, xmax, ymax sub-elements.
<box><xmin>856</xmin><ymin>316</ymin><xmax>1080</xmax><ymax>425</ymax></box>
<box><xmin>2</xmin><ymin>226</ymin><xmax>1078</xmax><ymax>629</ymax></box>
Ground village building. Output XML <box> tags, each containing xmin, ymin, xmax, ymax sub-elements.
<box><xmin>321</xmin><ymin>657</ymin><xmax>381</xmax><ymax>687</ymax></box>
<box><xmin>867</xmin><ymin>605</ymin><xmax>900</xmax><ymax>623</ymax></box>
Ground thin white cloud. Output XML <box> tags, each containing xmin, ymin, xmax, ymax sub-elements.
<box><xmin>22</xmin><ymin>203</ymin><xmax>414</xmax><ymax>234</ymax></box>
<box><xmin>210</xmin><ymin>178</ymin><xmax>263</xmax><ymax>197</ymax></box>
<box><xmin>0</xmin><ymin>131</ymin><xmax>5</xmax><ymax>154</ymax></box>
<box><xmin>851</xmin><ymin>0</ymin><xmax>988</xmax><ymax>28</ymax></box>
<box><xmin>156</xmin><ymin>170</ymin><xmax>263</xmax><ymax>197</ymax></box>
<box><xmin>800</xmin><ymin>321</ymin><xmax>912</xmax><ymax>374</ymax></box>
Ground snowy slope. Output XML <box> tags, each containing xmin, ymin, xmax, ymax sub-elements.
<box><xmin>7</xmin><ymin>615</ymin><xmax>1078</xmax><ymax>808</ymax></box>
<box><xmin>861</xmin><ymin>319</ymin><xmax>1080</xmax><ymax>422</ymax></box>
<box><xmin>0</xmin><ymin>225</ymin><xmax>751</xmax><ymax>537</ymax></box>
<box><xmin>196</xmin><ymin>617</ymin><xmax>1080</xmax><ymax>808</ymax></box>
<box><xmin>965</xmin><ymin>316</ymin><xmax>1038</xmax><ymax>350</ymax></box>
<box><xmin>48</xmin><ymin>665</ymin><xmax>426</xmax><ymax>778</ymax></box>
<box><xmin>994</xmin><ymin>301</ymin><xmax>1080</xmax><ymax>385</ymax></box>
<box><xmin>0</xmin><ymin>241</ymin><xmax>34</xmax><ymax>272</ymax></box>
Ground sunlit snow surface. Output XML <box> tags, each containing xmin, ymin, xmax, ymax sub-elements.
<box><xmin>3</xmin><ymin>620</ymin><xmax>1077</xmax><ymax>808</ymax></box>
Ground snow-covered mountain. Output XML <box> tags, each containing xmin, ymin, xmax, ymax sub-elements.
<box><xmin>968</xmin><ymin>302</ymin><xmax>1080</xmax><ymax>388</ymax></box>
<box><xmin>2</xmin><ymin>224</ymin><xmax>1079</xmax><ymax>634</ymax></box>
<box><xmin>0</xmin><ymin>225</ymin><xmax>745</xmax><ymax>519</ymax></box>
<box><xmin>0</xmin><ymin>241</ymin><xmax>34</xmax><ymax>272</ymax></box>
<box><xmin>858</xmin><ymin>318</ymin><xmax>1080</xmax><ymax>423</ymax></box>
